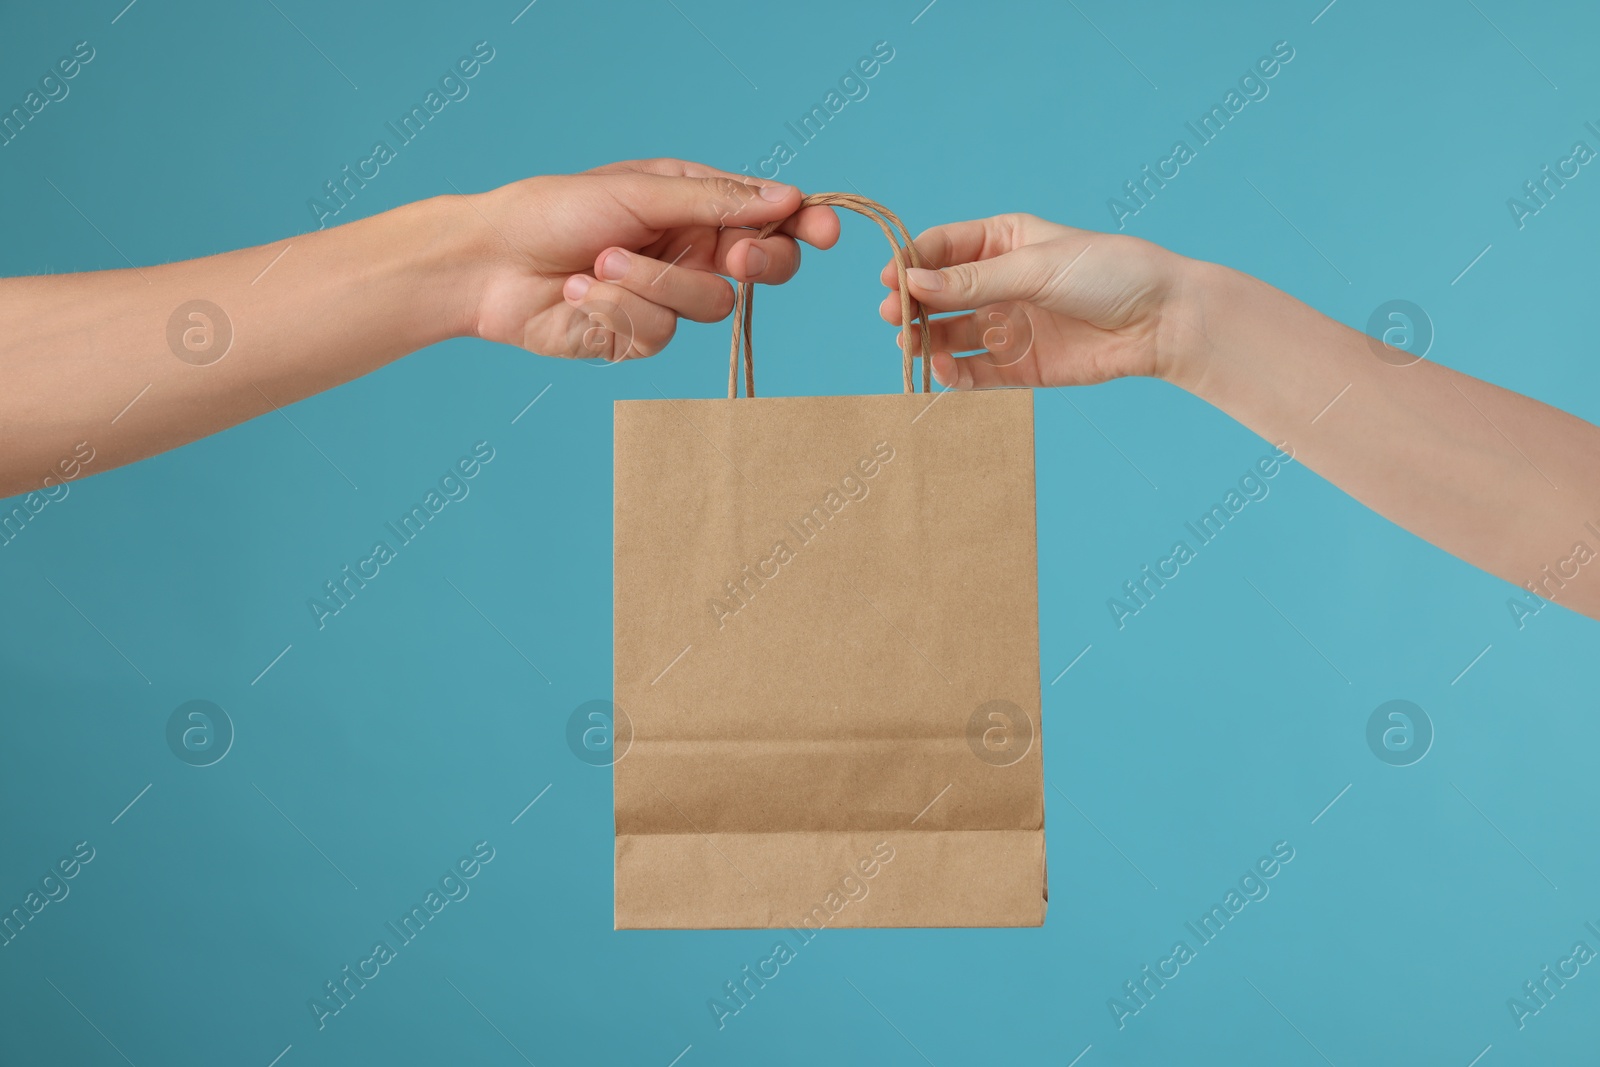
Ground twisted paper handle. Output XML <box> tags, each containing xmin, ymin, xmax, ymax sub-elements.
<box><xmin>728</xmin><ymin>193</ymin><xmax>933</xmax><ymax>398</ymax></box>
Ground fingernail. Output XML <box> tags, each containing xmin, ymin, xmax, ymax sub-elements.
<box><xmin>599</xmin><ymin>250</ymin><xmax>629</xmax><ymax>281</ymax></box>
<box><xmin>907</xmin><ymin>267</ymin><xmax>944</xmax><ymax>292</ymax></box>
<box><xmin>564</xmin><ymin>274</ymin><xmax>593</xmax><ymax>301</ymax></box>
<box><xmin>759</xmin><ymin>183</ymin><xmax>793</xmax><ymax>202</ymax></box>
<box><xmin>744</xmin><ymin>246</ymin><xmax>768</xmax><ymax>276</ymax></box>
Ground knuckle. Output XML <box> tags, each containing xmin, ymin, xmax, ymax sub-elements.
<box><xmin>912</xmin><ymin>229</ymin><xmax>947</xmax><ymax>262</ymax></box>
<box><xmin>706</xmin><ymin>175</ymin><xmax>753</xmax><ymax>218</ymax></box>
<box><xmin>944</xmin><ymin>261</ymin><xmax>979</xmax><ymax>294</ymax></box>
<box><xmin>995</xmin><ymin>213</ymin><xmax>1033</xmax><ymax>245</ymax></box>
<box><xmin>1020</xmin><ymin>250</ymin><xmax>1063</xmax><ymax>294</ymax></box>
<box><xmin>638</xmin><ymin>320</ymin><xmax>676</xmax><ymax>358</ymax></box>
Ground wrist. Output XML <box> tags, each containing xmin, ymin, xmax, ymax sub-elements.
<box><xmin>1153</xmin><ymin>254</ymin><xmax>1237</xmax><ymax>396</ymax></box>
<box><xmin>1153</xmin><ymin>253</ymin><xmax>1359</xmax><ymax>434</ymax></box>
<box><xmin>387</xmin><ymin>192</ymin><xmax>500</xmax><ymax>345</ymax></box>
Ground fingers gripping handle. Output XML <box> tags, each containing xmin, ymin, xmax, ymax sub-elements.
<box><xmin>727</xmin><ymin>193</ymin><xmax>934</xmax><ymax>398</ymax></box>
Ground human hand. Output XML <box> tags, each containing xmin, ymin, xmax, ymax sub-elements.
<box><xmin>877</xmin><ymin>214</ymin><xmax>1197</xmax><ymax>389</ymax></box>
<box><xmin>468</xmin><ymin>158</ymin><xmax>840</xmax><ymax>360</ymax></box>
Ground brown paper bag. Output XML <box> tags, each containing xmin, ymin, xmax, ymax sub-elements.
<box><xmin>613</xmin><ymin>194</ymin><xmax>1045</xmax><ymax>929</ymax></box>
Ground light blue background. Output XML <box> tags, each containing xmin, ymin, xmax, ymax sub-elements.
<box><xmin>3</xmin><ymin>1</ymin><xmax>1598</xmax><ymax>1064</ymax></box>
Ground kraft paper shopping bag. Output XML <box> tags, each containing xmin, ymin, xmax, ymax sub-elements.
<box><xmin>612</xmin><ymin>194</ymin><xmax>1045</xmax><ymax>929</ymax></box>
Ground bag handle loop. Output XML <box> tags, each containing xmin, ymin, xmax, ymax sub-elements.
<box><xmin>728</xmin><ymin>193</ymin><xmax>933</xmax><ymax>398</ymax></box>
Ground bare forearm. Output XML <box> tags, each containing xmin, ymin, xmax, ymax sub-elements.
<box><xmin>1170</xmin><ymin>261</ymin><xmax>1600</xmax><ymax>616</ymax></box>
<box><xmin>0</xmin><ymin>195</ymin><xmax>480</xmax><ymax>496</ymax></box>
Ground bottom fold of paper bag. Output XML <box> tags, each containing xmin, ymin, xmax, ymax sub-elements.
<box><xmin>615</xmin><ymin>830</ymin><xmax>1045</xmax><ymax>929</ymax></box>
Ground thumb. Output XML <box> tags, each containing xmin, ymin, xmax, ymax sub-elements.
<box><xmin>604</xmin><ymin>173</ymin><xmax>800</xmax><ymax>231</ymax></box>
<box><xmin>902</xmin><ymin>248</ymin><xmax>1050</xmax><ymax>313</ymax></box>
